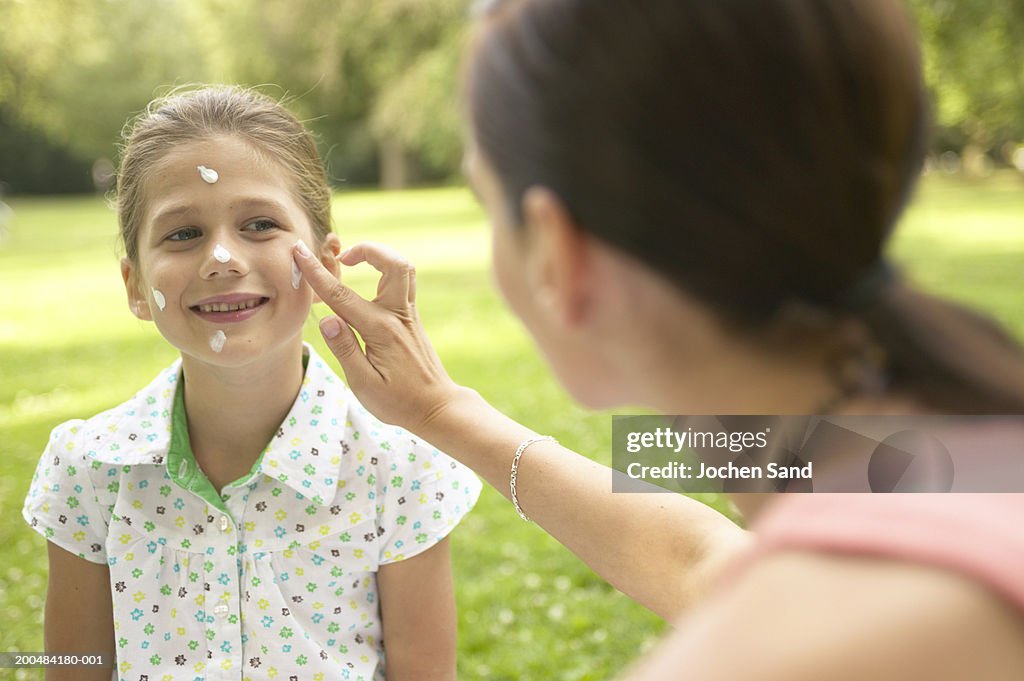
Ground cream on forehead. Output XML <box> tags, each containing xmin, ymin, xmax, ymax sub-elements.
<box><xmin>151</xmin><ymin>288</ymin><xmax>166</xmax><ymax>311</ymax></box>
<box><xmin>213</xmin><ymin>244</ymin><xmax>232</xmax><ymax>263</ymax></box>
<box><xmin>209</xmin><ymin>330</ymin><xmax>227</xmax><ymax>353</ymax></box>
<box><xmin>197</xmin><ymin>165</ymin><xmax>219</xmax><ymax>184</ymax></box>
<box><xmin>291</xmin><ymin>256</ymin><xmax>302</xmax><ymax>290</ymax></box>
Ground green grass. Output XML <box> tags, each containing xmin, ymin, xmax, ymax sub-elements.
<box><xmin>1</xmin><ymin>171</ymin><xmax>1023</xmax><ymax>680</ymax></box>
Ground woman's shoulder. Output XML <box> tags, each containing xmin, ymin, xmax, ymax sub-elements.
<box><xmin>644</xmin><ymin>548</ymin><xmax>1024</xmax><ymax>681</ymax></box>
<box><xmin>740</xmin><ymin>493</ymin><xmax>1024</xmax><ymax>620</ymax></box>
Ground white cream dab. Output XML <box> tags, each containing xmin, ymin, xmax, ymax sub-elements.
<box><xmin>210</xmin><ymin>330</ymin><xmax>227</xmax><ymax>353</ymax></box>
<box><xmin>291</xmin><ymin>256</ymin><xmax>302</xmax><ymax>289</ymax></box>
<box><xmin>197</xmin><ymin>165</ymin><xmax>219</xmax><ymax>184</ymax></box>
<box><xmin>213</xmin><ymin>244</ymin><xmax>232</xmax><ymax>263</ymax></box>
<box><xmin>151</xmin><ymin>287</ymin><xmax>166</xmax><ymax>311</ymax></box>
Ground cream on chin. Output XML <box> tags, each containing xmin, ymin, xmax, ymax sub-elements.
<box><xmin>209</xmin><ymin>329</ymin><xmax>227</xmax><ymax>353</ymax></box>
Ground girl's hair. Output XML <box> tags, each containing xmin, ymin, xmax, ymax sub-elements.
<box><xmin>467</xmin><ymin>0</ymin><xmax>1024</xmax><ymax>413</ymax></box>
<box><xmin>117</xmin><ymin>85</ymin><xmax>332</xmax><ymax>262</ymax></box>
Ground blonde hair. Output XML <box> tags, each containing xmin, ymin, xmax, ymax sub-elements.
<box><xmin>116</xmin><ymin>85</ymin><xmax>332</xmax><ymax>261</ymax></box>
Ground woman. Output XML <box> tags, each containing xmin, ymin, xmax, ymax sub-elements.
<box><xmin>293</xmin><ymin>0</ymin><xmax>1024</xmax><ymax>677</ymax></box>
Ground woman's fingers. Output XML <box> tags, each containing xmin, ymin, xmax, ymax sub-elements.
<box><xmin>292</xmin><ymin>239</ymin><xmax>458</xmax><ymax>431</ymax></box>
<box><xmin>293</xmin><ymin>240</ymin><xmax>376</xmax><ymax>328</ymax></box>
<box><xmin>318</xmin><ymin>314</ymin><xmax>379</xmax><ymax>389</ymax></box>
<box><xmin>291</xmin><ymin>241</ymin><xmax>381</xmax><ymax>387</ymax></box>
<box><xmin>340</xmin><ymin>242</ymin><xmax>417</xmax><ymax>310</ymax></box>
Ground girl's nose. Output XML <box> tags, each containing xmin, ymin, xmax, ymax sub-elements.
<box><xmin>200</xmin><ymin>242</ymin><xmax>249</xmax><ymax>279</ymax></box>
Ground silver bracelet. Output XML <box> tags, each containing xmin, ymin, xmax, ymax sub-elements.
<box><xmin>510</xmin><ymin>436</ymin><xmax>557</xmax><ymax>522</ymax></box>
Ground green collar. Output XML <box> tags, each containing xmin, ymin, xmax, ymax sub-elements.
<box><xmin>165</xmin><ymin>351</ymin><xmax>313</xmax><ymax>511</ymax></box>
<box><xmin>165</xmin><ymin>375</ymin><xmax>264</xmax><ymax>513</ymax></box>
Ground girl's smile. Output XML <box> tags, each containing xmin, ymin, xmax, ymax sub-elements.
<box><xmin>190</xmin><ymin>292</ymin><xmax>269</xmax><ymax>323</ymax></box>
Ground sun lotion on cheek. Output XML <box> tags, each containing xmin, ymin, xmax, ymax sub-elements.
<box><xmin>210</xmin><ymin>330</ymin><xmax>227</xmax><ymax>353</ymax></box>
<box><xmin>291</xmin><ymin>255</ymin><xmax>302</xmax><ymax>289</ymax></box>
<box><xmin>151</xmin><ymin>288</ymin><xmax>166</xmax><ymax>311</ymax></box>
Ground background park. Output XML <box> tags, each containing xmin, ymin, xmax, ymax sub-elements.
<box><xmin>1</xmin><ymin>1</ymin><xmax>1022</xmax><ymax>680</ymax></box>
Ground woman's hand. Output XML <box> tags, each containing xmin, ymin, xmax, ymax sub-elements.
<box><xmin>292</xmin><ymin>240</ymin><xmax>467</xmax><ymax>433</ymax></box>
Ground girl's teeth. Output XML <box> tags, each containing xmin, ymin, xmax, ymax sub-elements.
<box><xmin>198</xmin><ymin>299</ymin><xmax>261</xmax><ymax>313</ymax></box>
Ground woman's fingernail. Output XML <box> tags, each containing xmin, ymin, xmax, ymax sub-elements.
<box><xmin>320</xmin><ymin>316</ymin><xmax>343</xmax><ymax>339</ymax></box>
<box><xmin>295</xmin><ymin>239</ymin><xmax>312</xmax><ymax>258</ymax></box>
<box><xmin>338</xmin><ymin>247</ymin><xmax>351</xmax><ymax>260</ymax></box>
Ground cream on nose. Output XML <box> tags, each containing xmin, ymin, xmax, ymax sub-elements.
<box><xmin>213</xmin><ymin>244</ymin><xmax>232</xmax><ymax>263</ymax></box>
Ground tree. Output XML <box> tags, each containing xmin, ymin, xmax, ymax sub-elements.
<box><xmin>0</xmin><ymin>0</ymin><xmax>212</xmax><ymax>189</ymax></box>
<box><xmin>908</xmin><ymin>0</ymin><xmax>1024</xmax><ymax>165</ymax></box>
<box><xmin>188</xmin><ymin>0</ymin><xmax>470</xmax><ymax>186</ymax></box>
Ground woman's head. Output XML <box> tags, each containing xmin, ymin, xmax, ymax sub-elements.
<box><xmin>467</xmin><ymin>0</ymin><xmax>927</xmax><ymax>320</ymax></box>
<box><xmin>465</xmin><ymin>0</ymin><xmax>1024</xmax><ymax>413</ymax></box>
<box><xmin>117</xmin><ymin>85</ymin><xmax>333</xmax><ymax>263</ymax></box>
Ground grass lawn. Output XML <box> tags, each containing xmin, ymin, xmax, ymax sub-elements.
<box><xmin>1</xmin><ymin>170</ymin><xmax>1022</xmax><ymax>680</ymax></box>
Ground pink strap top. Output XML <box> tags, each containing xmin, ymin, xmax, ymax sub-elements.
<box><xmin>742</xmin><ymin>493</ymin><xmax>1024</xmax><ymax>614</ymax></box>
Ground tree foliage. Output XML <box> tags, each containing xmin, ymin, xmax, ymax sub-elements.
<box><xmin>1</xmin><ymin>0</ymin><xmax>470</xmax><ymax>191</ymax></box>
<box><xmin>908</xmin><ymin>0</ymin><xmax>1024</xmax><ymax>148</ymax></box>
<box><xmin>3</xmin><ymin>0</ymin><xmax>1023</xmax><ymax>193</ymax></box>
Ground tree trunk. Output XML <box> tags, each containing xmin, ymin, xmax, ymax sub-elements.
<box><xmin>379</xmin><ymin>138</ymin><xmax>411</xmax><ymax>190</ymax></box>
<box><xmin>961</xmin><ymin>125</ymin><xmax>992</xmax><ymax>178</ymax></box>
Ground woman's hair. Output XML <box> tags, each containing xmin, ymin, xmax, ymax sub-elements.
<box><xmin>116</xmin><ymin>85</ymin><xmax>332</xmax><ymax>262</ymax></box>
<box><xmin>467</xmin><ymin>0</ymin><xmax>1024</xmax><ymax>413</ymax></box>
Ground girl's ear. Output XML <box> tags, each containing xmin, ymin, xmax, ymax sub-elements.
<box><xmin>120</xmin><ymin>257</ymin><xmax>153</xmax><ymax>321</ymax></box>
<box><xmin>313</xmin><ymin>234</ymin><xmax>343</xmax><ymax>304</ymax></box>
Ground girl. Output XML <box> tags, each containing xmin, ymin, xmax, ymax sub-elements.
<box><xmin>23</xmin><ymin>85</ymin><xmax>480</xmax><ymax>681</ymax></box>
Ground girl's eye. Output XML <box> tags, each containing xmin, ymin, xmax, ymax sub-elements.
<box><xmin>168</xmin><ymin>227</ymin><xmax>201</xmax><ymax>241</ymax></box>
<box><xmin>244</xmin><ymin>219</ymin><xmax>279</xmax><ymax>233</ymax></box>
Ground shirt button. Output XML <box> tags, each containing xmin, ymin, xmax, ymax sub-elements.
<box><xmin>213</xmin><ymin>602</ymin><xmax>230</xmax><ymax>618</ymax></box>
<box><xmin>219</xmin><ymin>515</ymin><xmax>230</xmax><ymax>532</ymax></box>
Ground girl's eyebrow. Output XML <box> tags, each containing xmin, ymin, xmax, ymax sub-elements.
<box><xmin>150</xmin><ymin>197</ymin><xmax>291</xmax><ymax>225</ymax></box>
<box><xmin>231</xmin><ymin>197</ymin><xmax>291</xmax><ymax>215</ymax></box>
<box><xmin>151</xmin><ymin>203</ymin><xmax>195</xmax><ymax>224</ymax></box>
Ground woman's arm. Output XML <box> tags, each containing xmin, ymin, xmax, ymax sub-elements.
<box><xmin>378</xmin><ymin>537</ymin><xmax>457</xmax><ymax>681</ymax></box>
<box><xmin>411</xmin><ymin>386</ymin><xmax>750</xmax><ymax>618</ymax></box>
<box><xmin>44</xmin><ymin>542</ymin><xmax>116</xmax><ymax>681</ymax></box>
<box><xmin>294</xmin><ymin>242</ymin><xmax>751</xmax><ymax>618</ymax></box>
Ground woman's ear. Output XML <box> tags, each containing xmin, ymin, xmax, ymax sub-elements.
<box><xmin>521</xmin><ymin>186</ymin><xmax>593</xmax><ymax>327</ymax></box>
<box><xmin>313</xmin><ymin>234</ymin><xmax>343</xmax><ymax>304</ymax></box>
<box><xmin>120</xmin><ymin>257</ymin><xmax>153</xmax><ymax>321</ymax></box>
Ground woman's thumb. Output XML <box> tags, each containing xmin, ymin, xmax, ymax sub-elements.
<box><xmin>319</xmin><ymin>315</ymin><xmax>371</xmax><ymax>385</ymax></box>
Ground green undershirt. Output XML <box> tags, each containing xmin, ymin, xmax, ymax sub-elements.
<box><xmin>165</xmin><ymin>354</ymin><xmax>308</xmax><ymax>513</ymax></box>
<box><xmin>165</xmin><ymin>380</ymin><xmax>257</xmax><ymax>513</ymax></box>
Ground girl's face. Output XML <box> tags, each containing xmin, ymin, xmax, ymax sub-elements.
<box><xmin>122</xmin><ymin>135</ymin><xmax>339</xmax><ymax>367</ymax></box>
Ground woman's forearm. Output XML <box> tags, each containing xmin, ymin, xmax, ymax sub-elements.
<box><xmin>420</xmin><ymin>387</ymin><xmax>752</xmax><ymax>618</ymax></box>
